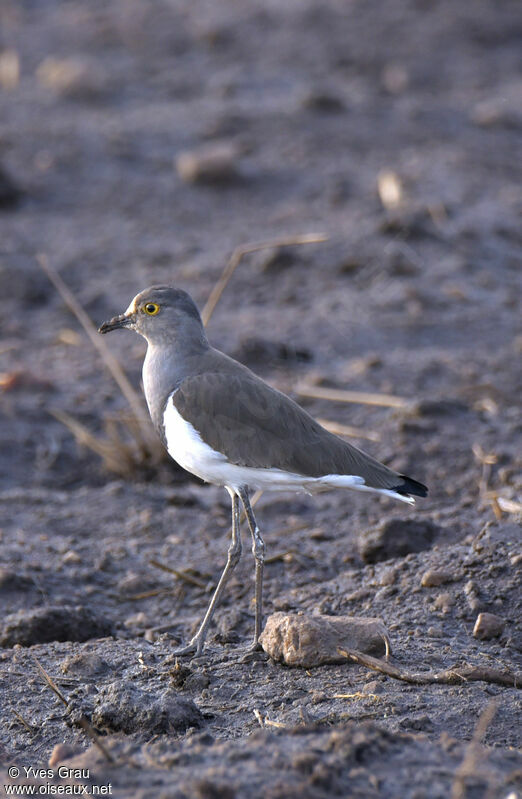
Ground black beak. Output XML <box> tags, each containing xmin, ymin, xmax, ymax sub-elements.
<box><xmin>98</xmin><ymin>313</ymin><xmax>133</xmax><ymax>334</ymax></box>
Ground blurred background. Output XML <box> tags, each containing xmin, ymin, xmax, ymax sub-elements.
<box><xmin>1</xmin><ymin>0</ymin><xmax>520</xmax><ymax>498</ymax></box>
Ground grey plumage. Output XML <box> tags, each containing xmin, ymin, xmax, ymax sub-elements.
<box><xmin>99</xmin><ymin>285</ymin><xmax>427</xmax><ymax>655</ymax></box>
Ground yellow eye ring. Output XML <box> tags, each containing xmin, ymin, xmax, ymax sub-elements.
<box><xmin>143</xmin><ymin>303</ymin><xmax>160</xmax><ymax>316</ymax></box>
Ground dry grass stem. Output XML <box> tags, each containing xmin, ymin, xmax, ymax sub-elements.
<box><xmin>149</xmin><ymin>559</ymin><xmax>208</xmax><ymax>589</ymax></box>
<box><xmin>316</xmin><ymin>417</ymin><xmax>381</xmax><ymax>442</ymax></box>
<box><xmin>32</xmin><ymin>656</ymin><xmax>115</xmax><ymax>763</ymax></box>
<box><xmin>12</xmin><ymin>709</ymin><xmax>37</xmax><ymax>734</ymax></box>
<box><xmin>51</xmin><ymin>409</ymin><xmax>136</xmax><ymax>475</ymax></box>
<box><xmin>338</xmin><ymin>649</ymin><xmax>521</xmax><ymax>688</ymax></box>
<box><xmin>37</xmin><ymin>253</ymin><xmax>153</xmax><ymax>448</ymax></box>
<box><xmin>296</xmin><ymin>382</ymin><xmax>410</xmax><ymax>409</ymax></box>
<box><xmin>201</xmin><ymin>232</ymin><xmax>328</xmax><ymax>326</ymax></box>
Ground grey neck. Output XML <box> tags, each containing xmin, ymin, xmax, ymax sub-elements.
<box><xmin>142</xmin><ymin>328</ymin><xmax>209</xmax><ymax>439</ymax></box>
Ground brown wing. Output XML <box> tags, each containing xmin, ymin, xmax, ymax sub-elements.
<box><xmin>171</xmin><ymin>372</ymin><xmax>424</xmax><ymax>494</ymax></box>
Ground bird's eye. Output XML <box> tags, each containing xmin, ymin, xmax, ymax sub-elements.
<box><xmin>144</xmin><ymin>303</ymin><xmax>160</xmax><ymax>316</ymax></box>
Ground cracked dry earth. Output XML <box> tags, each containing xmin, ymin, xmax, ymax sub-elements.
<box><xmin>0</xmin><ymin>0</ymin><xmax>521</xmax><ymax>797</ymax></box>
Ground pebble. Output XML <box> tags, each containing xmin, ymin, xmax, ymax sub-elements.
<box><xmin>62</xmin><ymin>550</ymin><xmax>81</xmax><ymax>565</ymax></box>
<box><xmin>359</xmin><ymin>519</ymin><xmax>441</xmax><ymax>563</ymax></box>
<box><xmin>379</xmin><ymin>567</ymin><xmax>398</xmax><ymax>586</ymax></box>
<box><xmin>0</xmin><ymin>605</ymin><xmax>113</xmax><ymax>647</ymax></box>
<box><xmin>433</xmin><ymin>592</ymin><xmax>453</xmax><ymax>614</ymax></box>
<box><xmin>61</xmin><ymin>652</ymin><xmax>111</xmax><ymax>676</ymax></box>
<box><xmin>259</xmin><ymin>612</ymin><xmax>389</xmax><ymax>668</ymax></box>
<box><xmin>124</xmin><ymin>611</ymin><xmax>148</xmax><ymax>628</ymax></box>
<box><xmin>473</xmin><ymin>612</ymin><xmax>505</xmax><ymax>640</ymax></box>
<box><xmin>92</xmin><ymin>683</ymin><xmax>202</xmax><ymax>734</ymax></box>
<box><xmin>36</xmin><ymin>57</ymin><xmax>107</xmax><ymax>100</ymax></box>
<box><xmin>176</xmin><ymin>141</ymin><xmax>241</xmax><ymax>184</ymax></box>
<box><xmin>420</xmin><ymin>569</ymin><xmax>454</xmax><ymax>588</ymax></box>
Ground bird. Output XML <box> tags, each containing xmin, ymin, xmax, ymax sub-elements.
<box><xmin>99</xmin><ymin>286</ymin><xmax>427</xmax><ymax>656</ymax></box>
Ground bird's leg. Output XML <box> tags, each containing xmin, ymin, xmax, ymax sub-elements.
<box><xmin>173</xmin><ymin>489</ymin><xmax>241</xmax><ymax>657</ymax></box>
<box><xmin>238</xmin><ymin>486</ymin><xmax>265</xmax><ymax>650</ymax></box>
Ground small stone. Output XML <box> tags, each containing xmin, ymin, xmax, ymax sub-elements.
<box><xmin>0</xmin><ymin>49</ymin><xmax>20</xmax><ymax>90</ymax></box>
<box><xmin>117</xmin><ymin>572</ymin><xmax>157</xmax><ymax>595</ymax></box>
<box><xmin>381</xmin><ymin>63</ymin><xmax>408</xmax><ymax>94</ymax></box>
<box><xmin>61</xmin><ymin>652</ymin><xmax>111</xmax><ymax>677</ymax></box>
<box><xmin>0</xmin><ymin>568</ymin><xmax>33</xmax><ymax>592</ymax></box>
<box><xmin>362</xmin><ymin>680</ymin><xmax>383</xmax><ymax>695</ymax></box>
<box><xmin>473</xmin><ymin>612</ymin><xmax>505</xmax><ymax>640</ymax></box>
<box><xmin>124</xmin><ymin>611</ymin><xmax>148</xmax><ymax>628</ymax></box>
<box><xmin>49</xmin><ymin>743</ymin><xmax>79</xmax><ymax>768</ymax></box>
<box><xmin>421</xmin><ymin>569</ymin><xmax>454</xmax><ymax>588</ymax></box>
<box><xmin>62</xmin><ymin>550</ymin><xmax>81</xmax><ymax>565</ymax></box>
<box><xmin>92</xmin><ymin>683</ymin><xmax>202</xmax><ymax>734</ymax></box>
<box><xmin>379</xmin><ymin>567</ymin><xmax>398</xmax><ymax>586</ymax></box>
<box><xmin>301</xmin><ymin>88</ymin><xmax>345</xmax><ymax>113</ymax></box>
<box><xmin>377</xmin><ymin>170</ymin><xmax>403</xmax><ymax>210</ymax></box>
<box><xmin>36</xmin><ymin>57</ymin><xmax>107</xmax><ymax>100</ymax></box>
<box><xmin>0</xmin><ymin>606</ymin><xmax>112</xmax><ymax>647</ymax></box>
<box><xmin>176</xmin><ymin>141</ymin><xmax>241</xmax><ymax>184</ymax></box>
<box><xmin>433</xmin><ymin>592</ymin><xmax>453</xmax><ymax>614</ymax></box>
<box><xmin>259</xmin><ymin>612</ymin><xmax>389</xmax><ymax>668</ymax></box>
<box><xmin>359</xmin><ymin>519</ymin><xmax>441</xmax><ymax>563</ymax></box>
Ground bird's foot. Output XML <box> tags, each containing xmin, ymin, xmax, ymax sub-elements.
<box><xmin>239</xmin><ymin>639</ymin><xmax>266</xmax><ymax>664</ymax></box>
<box><xmin>172</xmin><ymin>635</ymin><xmax>205</xmax><ymax>658</ymax></box>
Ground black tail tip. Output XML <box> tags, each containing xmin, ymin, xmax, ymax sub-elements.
<box><xmin>396</xmin><ymin>475</ymin><xmax>428</xmax><ymax>498</ymax></box>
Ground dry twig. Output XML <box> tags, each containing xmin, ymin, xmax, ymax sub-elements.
<box><xmin>316</xmin><ymin>417</ymin><xmax>380</xmax><ymax>442</ymax></box>
<box><xmin>297</xmin><ymin>383</ymin><xmax>410</xmax><ymax>409</ymax></box>
<box><xmin>32</xmin><ymin>656</ymin><xmax>115</xmax><ymax>763</ymax></box>
<box><xmin>338</xmin><ymin>648</ymin><xmax>521</xmax><ymax>688</ymax></box>
<box><xmin>201</xmin><ymin>232</ymin><xmax>328</xmax><ymax>326</ymax></box>
<box><xmin>11</xmin><ymin>709</ymin><xmax>37</xmax><ymax>734</ymax></box>
<box><xmin>149</xmin><ymin>559</ymin><xmax>208</xmax><ymax>589</ymax></box>
<box><xmin>37</xmin><ymin>253</ymin><xmax>153</xmax><ymax>448</ymax></box>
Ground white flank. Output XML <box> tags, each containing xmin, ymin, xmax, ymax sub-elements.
<box><xmin>163</xmin><ymin>394</ymin><xmax>415</xmax><ymax>503</ymax></box>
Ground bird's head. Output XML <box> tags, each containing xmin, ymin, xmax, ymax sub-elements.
<box><xmin>99</xmin><ymin>286</ymin><xmax>207</xmax><ymax>348</ymax></box>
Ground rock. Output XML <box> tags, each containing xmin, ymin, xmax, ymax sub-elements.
<box><xmin>433</xmin><ymin>592</ymin><xmax>453</xmax><ymax>613</ymax></box>
<box><xmin>124</xmin><ymin>611</ymin><xmax>148</xmax><ymax>628</ymax></box>
<box><xmin>36</xmin><ymin>57</ymin><xmax>108</xmax><ymax>101</ymax></box>
<box><xmin>49</xmin><ymin>743</ymin><xmax>80</xmax><ymax>768</ymax></box>
<box><xmin>61</xmin><ymin>652</ymin><xmax>111</xmax><ymax>677</ymax></box>
<box><xmin>0</xmin><ymin>606</ymin><xmax>113</xmax><ymax>647</ymax></box>
<box><xmin>175</xmin><ymin>141</ymin><xmax>241</xmax><ymax>184</ymax></box>
<box><xmin>377</xmin><ymin>170</ymin><xmax>403</xmax><ymax>210</ymax></box>
<box><xmin>92</xmin><ymin>683</ymin><xmax>202</xmax><ymax>734</ymax></box>
<box><xmin>420</xmin><ymin>570</ymin><xmax>454</xmax><ymax>588</ymax></box>
<box><xmin>301</xmin><ymin>88</ymin><xmax>345</xmax><ymax>113</ymax></box>
<box><xmin>358</xmin><ymin>519</ymin><xmax>441</xmax><ymax>563</ymax></box>
<box><xmin>0</xmin><ymin>568</ymin><xmax>33</xmax><ymax>592</ymax></box>
<box><xmin>259</xmin><ymin>612</ymin><xmax>389</xmax><ymax>668</ymax></box>
<box><xmin>473</xmin><ymin>612</ymin><xmax>505</xmax><ymax>640</ymax></box>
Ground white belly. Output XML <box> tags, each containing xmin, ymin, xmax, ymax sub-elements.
<box><xmin>162</xmin><ymin>395</ymin><xmax>414</xmax><ymax>503</ymax></box>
